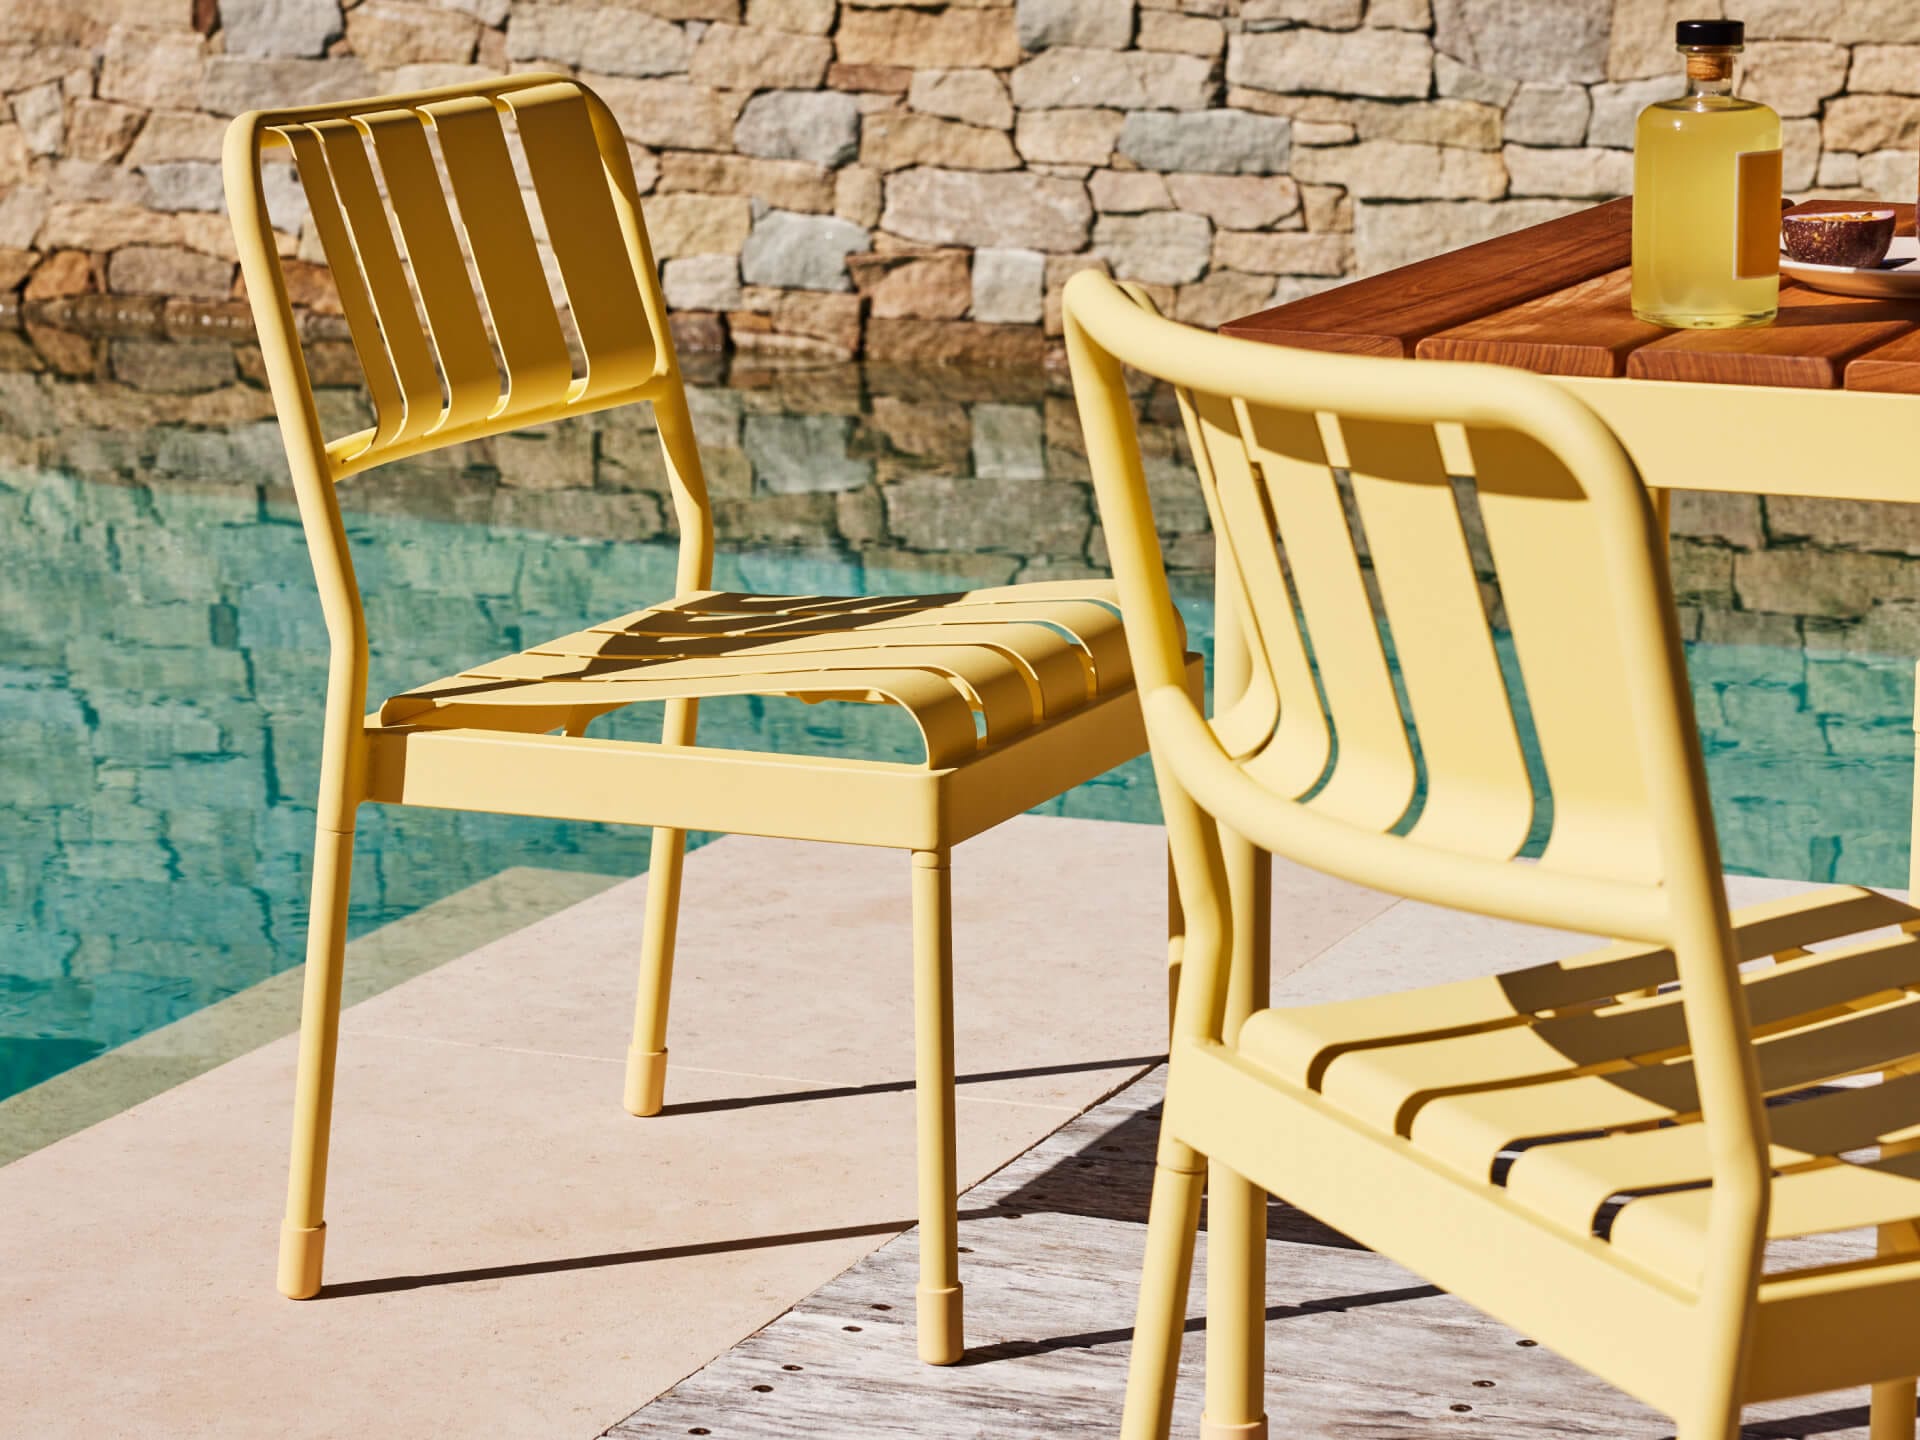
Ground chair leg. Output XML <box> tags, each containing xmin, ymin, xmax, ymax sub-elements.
<box><xmin>1204</xmin><ymin>830</ymin><xmax>1271</xmax><ymax>1438</ymax></box>
<box><xmin>278</xmin><ymin>822</ymin><xmax>355</xmax><ymax>1299</ymax></box>
<box><xmin>911</xmin><ymin>847</ymin><xmax>964</xmax><ymax>1365</ymax></box>
<box><xmin>1166</xmin><ymin>843</ymin><xmax>1185</xmax><ymax>1035</ymax></box>
<box><xmin>1121</xmin><ymin>1140</ymin><xmax>1206</xmax><ymax>1440</ymax></box>
<box><xmin>624</xmin><ymin>823</ymin><xmax>687</xmax><ymax>1117</ymax></box>
<box><xmin>1871</xmin><ymin>1212</ymin><xmax>1920</xmax><ymax>1439</ymax></box>
<box><xmin>624</xmin><ymin>696</ymin><xmax>698</xmax><ymax>1118</ymax></box>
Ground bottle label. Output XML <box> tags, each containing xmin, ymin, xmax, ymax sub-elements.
<box><xmin>1734</xmin><ymin>148</ymin><xmax>1783</xmax><ymax>280</ymax></box>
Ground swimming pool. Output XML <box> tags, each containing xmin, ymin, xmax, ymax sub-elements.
<box><xmin>2</xmin><ymin>341</ymin><xmax>1915</xmax><ymax>1103</ymax></box>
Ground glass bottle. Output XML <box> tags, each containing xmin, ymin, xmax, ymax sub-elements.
<box><xmin>1631</xmin><ymin>19</ymin><xmax>1781</xmax><ymax>329</ymax></box>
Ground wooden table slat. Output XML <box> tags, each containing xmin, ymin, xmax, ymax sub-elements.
<box><xmin>1218</xmin><ymin>198</ymin><xmax>1632</xmax><ymax>358</ymax></box>
<box><xmin>1625</xmin><ymin>277</ymin><xmax>1920</xmax><ymax>389</ymax></box>
<box><xmin>1414</xmin><ymin>267</ymin><xmax>1665</xmax><ymax>377</ymax></box>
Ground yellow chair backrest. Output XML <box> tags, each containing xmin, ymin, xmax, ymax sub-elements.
<box><xmin>224</xmin><ymin>74</ymin><xmax>679</xmax><ymax>485</ymax></box>
<box><xmin>1064</xmin><ymin>269</ymin><xmax>1733</xmax><ymax>950</ymax></box>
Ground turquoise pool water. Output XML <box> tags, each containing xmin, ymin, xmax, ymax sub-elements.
<box><xmin>2</xmin><ymin>369</ymin><xmax>1915</xmax><ymax>1104</ymax></box>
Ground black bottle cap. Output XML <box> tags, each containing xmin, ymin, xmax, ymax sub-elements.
<box><xmin>1676</xmin><ymin>18</ymin><xmax>1744</xmax><ymax>46</ymax></box>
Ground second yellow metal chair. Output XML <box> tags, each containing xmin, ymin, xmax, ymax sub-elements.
<box><xmin>1065</xmin><ymin>269</ymin><xmax>1920</xmax><ymax>1439</ymax></box>
<box><xmin>224</xmin><ymin>76</ymin><xmax>1194</xmax><ymax>1365</ymax></box>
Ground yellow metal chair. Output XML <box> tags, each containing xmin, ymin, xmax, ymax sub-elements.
<box><xmin>1064</xmin><ymin>269</ymin><xmax>1920</xmax><ymax>1439</ymax></box>
<box><xmin>224</xmin><ymin>76</ymin><xmax>1192</xmax><ymax>1365</ymax></box>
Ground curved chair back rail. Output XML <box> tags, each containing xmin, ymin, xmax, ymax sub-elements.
<box><xmin>1065</xmin><ymin>270</ymin><xmax>1920</xmax><ymax>1439</ymax></box>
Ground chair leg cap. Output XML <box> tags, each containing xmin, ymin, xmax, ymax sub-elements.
<box><xmin>916</xmin><ymin>1284</ymin><xmax>964</xmax><ymax>1365</ymax></box>
<box><xmin>624</xmin><ymin>1047</ymin><xmax>668</xmax><ymax>1117</ymax></box>
<box><xmin>1199</xmin><ymin>1416</ymin><xmax>1268</xmax><ymax>1439</ymax></box>
<box><xmin>278</xmin><ymin>1221</ymin><xmax>326</xmax><ymax>1299</ymax></box>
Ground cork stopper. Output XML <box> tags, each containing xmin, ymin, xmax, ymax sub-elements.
<box><xmin>1686</xmin><ymin>51</ymin><xmax>1735</xmax><ymax>83</ymax></box>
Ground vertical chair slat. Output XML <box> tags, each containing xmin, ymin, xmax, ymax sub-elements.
<box><xmin>1238</xmin><ymin>399</ymin><xmax>1417</xmax><ymax>833</ymax></box>
<box><xmin>1467</xmin><ymin>425</ymin><xmax>1659</xmax><ymax>883</ymax></box>
<box><xmin>282</xmin><ymin>124</ymin><xmax>406</xmax><ymax>456</ymax></box>
<box><xmin>310</xmin><ymin>118</ymin><xmax>446</xmax><ymax>446</ymax></box>
<box><xmin>1187</xmin><ymin>391</ymin><xmax>1323</xmax><ymax>787</ymax></box>
<box><xmin>502</xmin><ymin>83</ymin><xmax>657</xmax><ymax>400</ymax></box>
<box><xmin>1341</xmin><ymin>418</ymin><xmax>1535</xmax><ymax>860</ymax></box>
<box><xmin>362</xmin><ymin>107</ymin><xmax>502</xmax><ymax>433</ymax></box>
<box><xmin>422</xmin><ymin>94</ymin><xmax>575</xmax><ymax>414</ymax></box>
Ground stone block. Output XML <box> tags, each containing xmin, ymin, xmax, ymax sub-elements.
<box><xmin>1016</xmin><ymin>0</ymin><xmax>1136</xmax><ymax>52</ymax></box>
<box><xmin>14</xmin><ymin>82</ymin><xmax>61</xmax><ymax>158</ymax></box>
<box><xmin>1782</xmin><ymin>117</ymin><xmax>1820</xmax><ymax>191</ymax></box>
<box><xmin>1165</xmin><ymin>172</ymin><xmax>1300</xmax><ymax>228</ymax></box>
<box><xmin>970</xmin><ymin>402</ymin><xmax>1046</xmax><ymax>481</ymax></box>
<box><xmin>1850</xmin><ymin>46</ymin><xmax>1920</xmax><ymax>97</ymax></box>
<box><xmin>1587</xmin><ymin>76</ymin><xmax>1682</xmax><ymax>148</ymax></box>
<box><xmin>1014</xmin><ymin>108</ymin><xmax>1124</xmax><ymax>166</ymax></box>
<box><xmin>740</xmin><ymin>209</ymin><xmax>871</xmax><ymax>291</ymax></box>
<box><xmin>344</xmin><ymin>2</ymin><xmax>482</xmax><ymax>68</ymax></box>
<box><xmin>1228</xmin><ymin>27</ymin><xmax>1431</xmax><ymax>99</ymax></box>
<box><xmin>1011</xmin><ymin>47</ymin><xmax>1215</xmax><ymax>111</ymax></box>
<box><xmin>1608</xmin><ymin>0</ymin><xmax>1713</xmax><ymax>81</ymax></box>
<box><xmin>644</xmin><ymin>192</ymin><xmax>752</xmax><ymax>260</ymax></box>
<box><xmin>140</xmin><ymin>160</ymin><xmax>224</xmax><ymax>213</ymax></box>
<box><xmin>220</xmin><ymin>0</ymin><xmax>342</xmax><ymax>58</ymax></box>
<box><xmin>35</xmin><ymin>201</ymin><xmax>182</xmax><ymax>251</ymax></box>
<box><xmin>835</xmin><ymin>165</ymin><xmax>883</xmax><ymax>226</ymax></box>
<box><xmin>733</xmin><ymin>89</ymin><xmax>860</xmax><ymax>167</ymax></box>
<box><xmin>1095</xmin><ymin>210</ymin><xmax>1212</xmax><ymax>284</ymax></box>
<box><xmin>0</xmin><ymin>42</ymin><xmax>92</xmax><ymax>94</ymax></box>
<box><xmin>1212</xmin><ymin>229</ymin><xmax>1349</xmax><ymax>274</ymax></box>
<box><xmin>1503</xmin><ymin>145</ymin><xmax>1632</xmax><ymax>199</ymax></box>
<box><xmin>1090</xmin><ymin>169</ymin><xmax>1172</xmax><ymax>214</ymax></box>
<box><xmin>865</xmin><ymin>317</ymin><xmax>1047</xmax><ymax>365</ymax></box>
<box><xmin>882</xmin><ymin>168</ymin><xmax>1093</xmax><ymax>251</ymax></box>
<box><xmin>110</xmin><ymin>337</ymin><xmax>237</xmax><ymax>392</ymax></box>
<box><xmin>440</xmin><ymin>0</ymin><xmax>512</xmax><ymax>23</ymax></box>
<box><xmin>971</xmin><ymin>246</ymin><xmax>1045</xmax><ymax>324</ymax></box>
<box><xmin>24</xmin><ymin>250</ymin><xmax>93</xmax><ymax>302</ymax></box>
<box><xmin>1434</xmin><ymin>0</ymin><xmax>1610</xmax><ymax>84</ymax></box>
<box><xmin>1294</xmin><ymin>140</ymin><xmax>1508</xmax><ymax>200</ymax></box>
<box><xmin>1504</xmin><ymin>84</ymin><xmax>1591</xmax><ymax>147</ymax></box>
<box><xmin>0</xmin><ymin>247</ymin><xmax>34</xmax><ymax>293</ymax></box>
<box><xmin>597</xmin><ymin>77</ymin><xmax>740</xmax><ymax>152</ymax></box>
<box><xmin>99</xmin><ymin>27</ymin><xmax>207</xmax><ymax>107</ymax></box>
<box><xmin>1365</xmin><ymin>0</ymin><xmax>1430</xmax><ymax>28</ymax></box>
<box><xmin>1744</xmin><ymin>0</ymin><xmax>1920</xmax><ymax>43</ymax></box>
<box><xmin>1858</xmin><ymin>148</ymin><xmax>1913</xmax><ymax>200</ymax></box>
<box><xmin>907</xmin><ymin>69</ymin><xmax>1013</xmax><ymax>130</ymax></box>
<box><xmin>1353</xmin><ymin>197</ymin><xmax>1586</xmax><ymax>274</ymax></box>
<box><xmin>1138</xmin><ymin>11</ymin><xmax>1223</xmax><ymax>57</ymax></box>
<box><xmin>1742</xmin><ymin>41</ymin><xmax>1851</xmax><ymax>118</ymax></box>
<box><xmin>1243</xmin><ymin>0</ymin><xmax>1362</xmax><ymax>23</ymax></box>
<box><xmin>1817</xmin><ymin>150</ymin><xmax>1862</xmax><ymax>188</ymax></box>
<box><xmin>1301</xmin><ymin>182</ymin><xmax>1351</xmax><ymax>231</ymax></box>
<box><xmin>743</xmin><ymin>413</ymin><xmax>871</xmax><ymax>492</ymax></box>
<box><xmin>1433</xmin><ymin>53</ymin><xmax>1519</xmax><ymax>108</ymax></box>
<box><xmin>863</xmin><ymin>112</ymin><xmax>1020</xmax><ymax>171</ymax></box>
<box><xmin>885</xmin><ymin>470</ymin><xmax>1085</xmax><ymax>554</ymax></box>
<box><xmin>108</xmin><ymin>246</ymin><xmax>233</xmax><ymax>299</ymax></box>
<box><xmin>852</xmin><ymin>250</ymin><xmax>971</xmax><ymax>319</ymax></box>
<box><xmin>198</xmin><ymin>57</ymin><xmax>373</xmax><ymax>117</ymax></box>
<box><xmin>659</xmin><ymin>152</ymin><xmax>835</xmax><ymax>213</ymax></box>
<box><xmin>662</xmin><ymin>254</ymin><xmax>743</xmax><ymax>310</ymax></box>
<box><xmin>1823</xmin><ymin>95</ymin><xmax>1920</xmax><ymax>156</ymax></box>
<box><xmin>65</xmin><ymin>100</ymin><xmax>143</xmax><ymax>164</ymax></box>
<box><xmin>1171</xmin><ymin>268</ymin><xmax>1274</xmax><ymax>327</ymax></box>
<box><xmin>1118</xmin><ymin>109</ymin><xmax>1291</xmax><ymax>174</ymax></box>
<box><xmin>868</xmin><ymin>394</ymin><xmax>971</xmax><ymax>462</ymax></box>
<box><xmin>744</xmin><ymin>0</ymin><xmax>837</xmax><ymax>35</ymax></box>
<box><xmin>827</xmin><ymin>62</ymin><xmax>912</xmax><ymax>94</ymax></box>
<box><xmin>837</xmin><ymin>8</ymin><xmax>1020</xmax><ymax>69</ymax></box>
<box><xmin>508</xmin><ymin>6</ymin><xmax>690</xmax><ymax>77</ymax></box>
<box><xmin>124</xmin><ymin>110</ymin><xmax>226</xmax><ymax>167</ymax></box>
<box><xmin>690</xmin><ymin>22</ymin><xmax>832</xmax><ymax>88</ymax></box>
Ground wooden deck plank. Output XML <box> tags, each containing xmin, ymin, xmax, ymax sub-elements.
<box><xmin>1415</xmin><ymin>268</ymin><xmax>1664</xmax><ymax>378</ymax></box>
<box><xmin>1218</xmin><ymin>199</ymin><xmax>1632</xmax><ymax>358</ymax></box>
<box><xmin>606</xmin><ymin>1067</ymin><xmax>1886</xmax><ymax>1438</ymax></box>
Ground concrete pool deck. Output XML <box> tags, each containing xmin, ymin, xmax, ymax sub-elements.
<box><xmin>0</xmin><ymin>814</ymin><xmax>1837</xmax><ymax>1437</ymax></box>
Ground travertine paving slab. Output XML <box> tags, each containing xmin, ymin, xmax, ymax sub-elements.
<box><xmin>0</xmin><ymin>816</ymin><xmax>1392</xmax><ymax>1439</ymax></box>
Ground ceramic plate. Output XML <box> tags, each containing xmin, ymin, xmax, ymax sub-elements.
<box><xmin>1781</xmin><ymin>235</ymin><xmax>1920</xmax><ymax>298</ymax></box>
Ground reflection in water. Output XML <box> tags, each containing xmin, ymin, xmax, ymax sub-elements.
<box><xmin>0</xmin><ymin>334</ymin><xmax>1913</xmax><ymax>1101</ymax></box>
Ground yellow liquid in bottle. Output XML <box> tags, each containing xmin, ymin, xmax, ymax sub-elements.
<box><xmin>1632</xmin><ymin>95</ymin><xmax>1781</xmax><ymax>328</ymax></box>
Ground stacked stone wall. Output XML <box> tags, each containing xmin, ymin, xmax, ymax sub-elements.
<box><xmin>4</xmin><ymin>0</ymin><xmax>1918</xmax><ymax>359</ymax></box>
